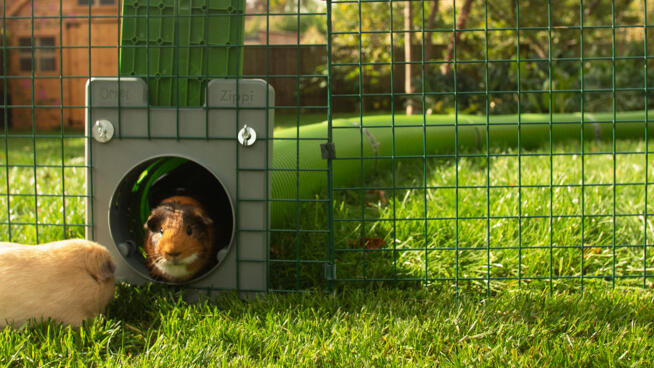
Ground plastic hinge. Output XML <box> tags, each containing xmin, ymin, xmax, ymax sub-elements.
<box><xmin>323</xmin><ymin>263</ymin><xmax>336</xmax><ymax>280</ymax></box>
<box><xmin>320</xmin><ymin>143</ymin><xmax>336</xmax><ymax>159</ymax></box>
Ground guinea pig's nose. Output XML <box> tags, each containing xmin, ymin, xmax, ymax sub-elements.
<box><xmin>166</xmin><ymin>251</ymin><xmax>181</xmax><ymax>259</ymax></box>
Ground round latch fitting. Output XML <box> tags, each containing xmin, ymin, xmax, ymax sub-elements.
<box><xmin>93</xmin><ymin>119</ymin><xmax>115</xmax><ymax>143</ymax></box>
<box><xmin>238</xmin><ymin>125</ymin><xmax>257</xmax><ymax>147</ymax></box>
<box><xmin>117</xmin><ymin>241</ymin><xmax>134</xmax><ymax>257</ymax></box>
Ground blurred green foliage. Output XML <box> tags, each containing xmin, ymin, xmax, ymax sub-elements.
<box><xmin>319</xmin><ymin>0</ymin><xmax>652</xmax><ymax>114</ymax></box>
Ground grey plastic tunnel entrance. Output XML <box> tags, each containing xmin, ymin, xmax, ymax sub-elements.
<box><xmin>86</xmin><ymin>78</ymin><xmax>274</xmax><ymax>293</ymax></box>
<box><xmin>109</xmin><ymin>156</ymin><xmax>234</xmax><ymax>283</ymax></box>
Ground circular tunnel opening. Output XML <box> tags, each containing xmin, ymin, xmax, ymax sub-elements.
<box><xmin>109</xmin><ymin>156</ymin><xmax>234</xmax><ymax>284</ymax></box>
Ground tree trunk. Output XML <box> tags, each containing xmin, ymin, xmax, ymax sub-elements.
<box><xmin>404</xmin><ymin>0</ymin><xmax>414</xmax><ymax>115</ymax></box>
<box><xmin>424</xmin><ymin>0</ymin><xmax>440</xmax><ymax>62</ymax></box>
<box><xmin>441</xmin><ymin>0</ymin><xmax>474</xmax><ymax>75</ymax></box>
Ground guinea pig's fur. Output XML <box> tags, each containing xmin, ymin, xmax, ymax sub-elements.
<box><xmin>0</xmin><ymin>239</ymin><xmax>115</xmax><ymax>328</ymax></box>
<box><xmin>144</xmin><ymin>195</ymin><xmax>215</xmax><ymax>282</ymax></box>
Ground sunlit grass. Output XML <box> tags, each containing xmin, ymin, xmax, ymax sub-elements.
<box><xmin>272</xmin><ymin>139</ymin><xmax>654</xmax><ymax>292</ymax></box>
<box><xmin>0</xmin><ymin>137</ymin><xmax>86</xmax><ymax>244</ymax></box>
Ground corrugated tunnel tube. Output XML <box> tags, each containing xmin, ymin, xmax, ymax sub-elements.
<box><xmin>271</xmin><ymin>110</ymin><xmax>654</xmax><ymax>228</ymax></box>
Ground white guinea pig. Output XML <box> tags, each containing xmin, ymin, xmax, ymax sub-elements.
<box><xmin>0</xmin><ymin>239</ymin><xmax>116</xmax><ymax>328</ymax></box>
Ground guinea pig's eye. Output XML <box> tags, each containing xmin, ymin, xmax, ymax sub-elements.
<box><xmin>186</xmin><ymin>225</ymin><xmax>192</xmax><ymax>235</ymax></box>
<box><xmin>159</xmin><ymin>228</ymin><xmax>164</xmax><ymax>234</ymax></box>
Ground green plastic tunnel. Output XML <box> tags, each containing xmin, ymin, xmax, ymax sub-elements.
<box><xmin>271</xmin><ymin>110</ymin><xmax>654</xmax><ymax>228</ymax></box>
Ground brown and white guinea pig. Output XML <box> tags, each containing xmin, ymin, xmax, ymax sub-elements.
<box><xmin>144</xmin><ymin>195</ymin><xmax>216</xmax><ymax>282</ymax></box>
<box><xmin>0</xmin><ymin>239</ymin><xmax>116</xmax><ymax>328</ymax></box>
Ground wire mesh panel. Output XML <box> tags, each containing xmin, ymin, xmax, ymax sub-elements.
<box><xmin>0</xmin><ymin>0</ymin><xmax>331</xmax><ymax>293</ymax></box>
<box><xmin>0</xmin><ymin>0</ymin><xmax>653</xmax><ymax>294</ymax></box>
<box><xmin>0</xmin><ymin>0</ymin><xmax>105</xmax><ymax>244</ymax></box>
<box><xmin>326</xmin><ymin>0</ymin><xmax>654</xmax><ymax>293</ymax></box>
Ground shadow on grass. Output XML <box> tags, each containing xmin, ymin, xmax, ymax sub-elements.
<box><xmin>106</xmin><ymin>282</ymin><xmax>654</xmax><ymax>336</ymax></box>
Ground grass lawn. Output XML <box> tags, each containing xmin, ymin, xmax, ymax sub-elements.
<box><xmin>270</xmin><ymin>137</ymin><xmax>654</xmax><ymax>293</ymax></box>
<box><xmin>1</xmin><ymin>286</ymin><xmax>654</xmax><ymax>367</ymax></box>
<box><xmin>1</xmin><ymin>129</ymin><xmax>654</xmax><ymax>366</ymax></box>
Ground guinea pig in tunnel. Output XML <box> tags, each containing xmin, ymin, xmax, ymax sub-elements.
<box><xmin>142</xmin><ymin>160</ymin><xmax>232</xmax><ymax>282</ymax></box>
<box><xmin>144</xmin><ymin>195</ymin><xmax>216</xmax><ymax>282</ymax></box>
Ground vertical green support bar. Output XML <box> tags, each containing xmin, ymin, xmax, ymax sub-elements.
<box><xmin>203</xmin><ymin>0</ymin><xmax>211</xmax><ymax>296</ymax></box>
<box><xmin>515</xmin><ymin>0</ymin><xmax>523</xmax><ymax>292</ymax></box>
<box><xmin>326</xmin><ymin>0</ymin><xmax>335</xmax><ymax>292</ymax></box>
<box><xmin>484</xmin><ymin>0</ymin><xmax>491</xmax><ymax>296</ymax></box>
<box><xmin>421</xmin><ymin>0</ymin><xmax>428</xmax><ymax>285</ymax></box>
<box><xmin>294</xmin><ymin>0</ymin><xmax>301</xmax><ymax>291</ymax></box>
<box><xmin>610</xmin><ymin>0</ymin><xmax>617</xmax><ymax>288</ymax></box>
<box><xmin>389</xmin><ymin>0</ymin><xmax>398</xmax><ymax>287</ymax></box>
<box><xmin>266</xmin><ymin>0</ymin><xmax>275</xmax><ymax>292</ymax></box>
<box><xmin>611</xmin><ymin>0</ymin><xmax>617</xmax><ymax>288</ymax></box>
<box><xmin>115</xmin><ymin>0</ymin><xmax>124</xmax><ymax>247</ymax></box>
<box><xmin>357</xmin><ymin>0</ymin><xmax>366</xmax><ymax>287</ymax></box>
<box><xmin>203</xmin><ymin>0</ymin><xmax>209</xmax><ymax>141</ymax></box>
<box><xmin>264</xmin><ymin>0</ymin><xmax>272</xmax><ymax>293</ymax></box>
<box><xmin>234</xmin><ymin>61</ymin><xmax>240</xmax><ymax>291</ymax></box>
<box><xmin>238</xmin><ymin>3</ymin><xmax>244</xmax><ymax>292</ymax></box>
<box><xmin>145</xmin><ymin>0</ymin><xmax>151</xmax><ymax>139</ymax></box>
<box><xmin>59</xmin><ymin>0</ymin><xmax>67</xmax><ymax>240</ymax></box>
<box><xmin>86</xmin><ymin>0</ymin><xmax>95</xmax><ymax>240</ymax></box>
<box><xmin>175</xmin><ymin>2</ymin><xmax>181</xmax><ymax>138</ymax></box>
<box><xmin>264</xmin><ymin>0</ymin><xmax>271</xmax><ymax>293</ymax></box>
<box><xmin>643</xmin><ymin>0</ymin><xmax>649</xmax><ymax>289</ymax></box>
<box><xmin>30</xmin><ymin>0</ymin><xmax>39</xmax><ymax>244</ymax></box>
<box><xmin>1</xmin><ymin>0</ymin><xmax>10</xmax><ymax>242</ymax></box>
<box><xmin>453</xmin><ymin>0</ymin><xmax>460</xmax><ymax>295</ymax></box>
<box><xmin>579</xmin><ymin>0</ymin><xmax>586</xmax><ymax>291</ymax></box>
<box><xmin>548</xmin><ymin>0</ymin><xmax>554</xmax><ymax>293</ymax></box>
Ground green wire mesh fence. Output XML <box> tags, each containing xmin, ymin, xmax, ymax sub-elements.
<box><xmin>1</xmin><ymin>0</ymin><xmax>653</xmax><ymax>294</ymax></box>
<box><xmin>325</xmin><ymin>0</ymin><xmax>654</xmax><ymax>294</ymax></box>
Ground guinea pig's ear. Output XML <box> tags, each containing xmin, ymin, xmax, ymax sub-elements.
<box><xmin>144</xmin><ymin>215</ymin><xmax>158</xmax><ymax>232</ymax></box>
<box><xmin>85</xmin><ymin>246</ymin><xmax>116</xmax><ymax>282</ymax></box>
<box><xmin>145</xmin><ymin>206</ymin><xmax>168</xmax><ymax>231</ymax></box>
<box><xmin>98</xmin><ymin>259</ymin><xmax>116</xmax><ymax>281</ymax></box>
<box><xmin>200</xmin><ymin>213</ymin><xmax>213</xmax><ymax>226</ymax></box>
<box><xmin>193</xmin><ymin>208</ymin><xmax>213</xmax><ymax>226</ymax></box>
